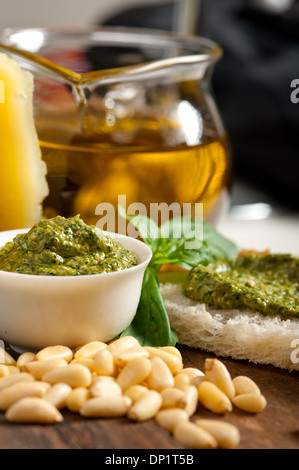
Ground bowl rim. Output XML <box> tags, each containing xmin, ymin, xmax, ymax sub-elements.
<box><xmin>0</xmin><ymin>228</ymin><xmax>152</xmax><ymax>281</ymax></box>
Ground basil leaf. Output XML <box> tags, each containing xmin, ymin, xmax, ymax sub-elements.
<box><xmin>118</xmin><ymin>204</ymin><xmax>160</xmax><ymax>252</ymax></box>
<box><xmin>120</xmin><ymin>267</ymin><xmax>178</xmax><ymax>346</ymax></box>
<box><xmin>119</xmin><ymin>209</ymin><xmax>237</xmax><ymax>347</ymax></box>
<box><xmin>159</xmin><ymin>216</ymin><xmax>237</xmax><ymax>265</ymax></box>
<box><xmin>160</xmin><ymin>215</ymin><xmax>202</xmax><ymax>242</ymax></box>
<box><xmin>202</xmin><ymin>220</ymin><xmax>238</xmax><ymax>260</ymax></box>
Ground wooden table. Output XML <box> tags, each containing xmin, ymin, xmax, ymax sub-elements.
<box><xmin>0</xmin><ymin>343</ymin><xmax>298</xmax><ymax>450</ymax></box>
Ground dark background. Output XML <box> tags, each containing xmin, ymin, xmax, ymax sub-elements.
<box><xmin>99</xmin><ymin>0</ymin><xmax>299</xmax><ymax>210</ymax></box>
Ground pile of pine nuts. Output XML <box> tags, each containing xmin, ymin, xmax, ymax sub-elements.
<box><xmin>0</xmin><ymin>337</ymin><xmax>267</xmax><ymax>449</ymax></box>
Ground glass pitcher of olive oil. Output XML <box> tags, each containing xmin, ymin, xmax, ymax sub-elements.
<box><xmin>0</xmin><ymin>27</ymin><xmax>231</xmax><ymax>228</ymax></box>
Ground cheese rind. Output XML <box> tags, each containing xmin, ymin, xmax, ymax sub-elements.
<box><xmin>0</xmin><ymin>52</ymin><xmax>48</xmax><ymax>230</ymax></box>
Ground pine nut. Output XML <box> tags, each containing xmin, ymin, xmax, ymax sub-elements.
<box><xmin>178</xmin><ymin>384</ymin><xmax>199</xmax><ymax>416</ymax></box>
<box><xmin>127</xmin><ymin>390</ymin><xmax>162</xmax><ymax>421</ymax></box>
<box><xmin>158</xmin><ymin>346</ymin><xmax>182</xmax><ymax>360</ymax></box>
<box><xmin>145</xmin><ymin>347</ymin><xmax>183</xmax><ymax>375</ymax></box>
<box><xmin>155</xmin><ymin>408</ymin><xmax>189</xmax><ymax>433</ymax></box>
<box><xmin>42</xmin><ymin>364</ymin><xmax>92</xmax><ymax>388</ymax></box>
<box><xmin>16</xmin><ymin>352</ymin><xmax>36</xmax><ymax>370</ymax></box>
<box><xmin>123</xmin><ymin>385</ymin><xmax>148</xmax><ymax>403</ymax></box>
<box><xmin>80</xmin><ymin>395</ymin><xmax>131</xmax><ymax>418</ymax></box>
<box><xmin>36</xmin><ymin>345</ymin><xmax>73</xmax><ymax>363</ymax></box>
<box><xmin>160</xmin><ymin>387</ymin><xmax>186</xmax><ymax>409</ymax></box>
<box><xmin>89</xmin><ymin>380</ymin><xmax>122</xmax><ymax>398</ymax></box>
<box><xmin>197</xmin><ymin>381</ymin><xmax>233</xmax><ymax>414</ymax></box>
<box><xmin>174</xmin><ymin>373</ymin><xmax>191</xmax><ymax>389</ymax></box>
<box><xmin>195</xmin><ymin>419</ymin><xmax>240</xmax><ymax>449</ymax></box>
<box><xmin>0</xmin><ymin>347</ymin><xmax>16</xmax><ymax>366</ymax></box>
<box><xmin>92</xmin><ymin>375</ymin><xmax>116</xmax><ymax>384</ymax></box>
<box><xmin>181</xmin><ymin>368</ymin><xmax>206</xmax><ymax>387</ymax></box>
<box><xmin>107</xmin><ymin>336</ymin><xmax>140</xmax><ymax>357</ymax></box>
<box><xmin>0</xmin><ymin>337</ymin><xmax>265</xmax><ymax>450</ymax></box>
<box><xmin>180</xmin><ymin>367</ymin><xmax>205</xmax><ymax>381</ymax></box>
<box><xmin>232</xmin><ymin>376</ymin><xmax>261</xmax><ymax>396</ymax></box>
<box><xmin>66</xmin><ymin>387</ymin><xmax>89</xmax><ymax>413</ymax></box>
<box><xmin>173</xmin><ymin>421</ymin><xmax>217</xmax><ymax>449</ymax></box>
<box><xmin>93</xmin><ymin>349</ymin><xmax>117</xmax><ymax>376</ymax></box>
<box><xmin>147</xmin><ymin>357</ymin><xmax>174</xmax><ymax>391</ymax></box>
<box><xmin>190</xmin><ymin>374</ymin><xmax>207</xmax><ymax>388</ymax></box>
<box><xmin>5</xmin><ymin>397</ymin><xmax>63</xmax><ymax>424</ymax></box>
<box><xmin>232</xmin><ymin>393</ymin><xmax>267</xmax><ymax>413</ymax></box>
<box><xmin>0</xmin><ymin>365</ymin><xmax>9</xmax><ymax>378</ymax></box>
<box><xmin>7</xmin><ymin>366</ymin><xmax>20</xmax><ymax>375</ymax></box>
<box><xmin>24</xmin><ymin>359</ymin><xmax>68</xmax><ymax>380</ymax></box>
<box><xmin>0</xmin><ymin>381</ymin><xmax>50</xmax><ymax>410</ymax></box>
<box><xmin>70</xmin><ymin>358</ymin><xmax>95</xmax><ymax>372</ymax></box>
<box><xmin>44</xmin><ymin>383</ymin><xmax>72</xmax><ymax>409</ymax></box>
<box><xmin>74</xmin><ymin>341</ymin><xmax>107</xmax><ymax>359</ymax></box>
<box><xmin>204</xmin><ymin>358</ymin><xmax>235</xmax><ymax>399</ymax></box>
<box><xmin>114</xmin><ymin>347</ymin><xmax>149</xmax><ymax>368</ymax></box>
<box><xmin>0</xmin><ymin>372</ymin><xmax>34</xmax><ymax>392</ymax></box>
<box><xmin>116</xmin><ymin>357</ymin><xmax>152</xmax><ymax>391</ymax></box>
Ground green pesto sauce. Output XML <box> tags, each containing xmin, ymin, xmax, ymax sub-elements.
<box><xmin>183</xmin><ymin>254</ymin><xmax>299</xmax><ymax>319</ymax></box>
<box><xmin>0</xmin><ymin>215</ymin><xmax>138</xmax><ymax>276</ymax></box>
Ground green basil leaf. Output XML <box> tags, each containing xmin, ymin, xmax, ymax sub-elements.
<box><xmin>118</xmin><ymin>204</ymin><xmax>160</xmax><ymax>252</ymax></box>
<box><xmin>160</xmin><ymin>215</ymin><xmax>202</xmax><ymax>242</ymax></box>
<box><xmin>118</xmin><ymin>208</ymin><xmax>237</xmax><ymax>347</ymax></box>
<box><xmin>120</xmin><ymin>267</ymin><xmax>177</xmax><ymax>346</ymax></box>
<box><xmin>160</xmin><ymin>216</ymin><xmax>237</xmax><ymax>266</ymax></box>
<box><xmin>202</xmin><ymin>221</ymin><xmax>238</xmax><ymax>260</ymax></box>
<box><xmin>166</xmin><ymin>246</ymin><xmax>214</xmax><ymax>270</ymax></box>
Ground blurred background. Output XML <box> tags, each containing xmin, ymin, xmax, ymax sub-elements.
<box><xmin>1</xmin><ymin>0</ymin><xmax>298</xmax><ymax>252</ymax></box>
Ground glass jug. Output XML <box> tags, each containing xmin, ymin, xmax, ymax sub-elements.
<box><xmin>0</xmin><ymin>27</ymin><xmax>232</xmax><ymax>229</ymax></box>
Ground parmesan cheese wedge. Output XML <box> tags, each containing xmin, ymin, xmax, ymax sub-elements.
<box><xmin>0</xmin><ymin>52</ymin><xmax>48</xmax><ymax>230</ymax></box>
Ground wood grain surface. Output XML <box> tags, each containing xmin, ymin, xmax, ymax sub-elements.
<box><xmin>0</xmin><ymin>343</ymin><xmax>298</xmax><ymax>450</ymax></box>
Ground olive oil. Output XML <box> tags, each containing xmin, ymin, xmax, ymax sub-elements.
<box><xmin>40</xmin><ymin>130</ymin><xmax>231</xmax><ymax>227</ymax></box>
<box><xmin>0</xmin><ymin>32</ymin><xmax>229</xmax><ymax>231</ymax></box>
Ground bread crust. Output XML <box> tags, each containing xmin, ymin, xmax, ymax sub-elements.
<box><xmin>160</xmin><ymin>283</ymin><xmax>299</xmax><ymax>371</ymax></box>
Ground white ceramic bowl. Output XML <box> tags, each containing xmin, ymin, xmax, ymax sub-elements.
<box><xmin>0</xmin><ymin>229</ymin><xmax>152</xmax><ymax>351</ymax></box>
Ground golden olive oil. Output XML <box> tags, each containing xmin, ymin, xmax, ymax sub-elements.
<box><xmin>40</xmin><ymin>130</ymin><xmax>231</xmax><ymax>227</ymax></box>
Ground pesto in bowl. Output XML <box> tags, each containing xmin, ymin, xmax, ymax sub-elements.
<box><xmin>0</xmin><ymin>215</ymin><xmax>138</xmax><ymax>276</ymax></box>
